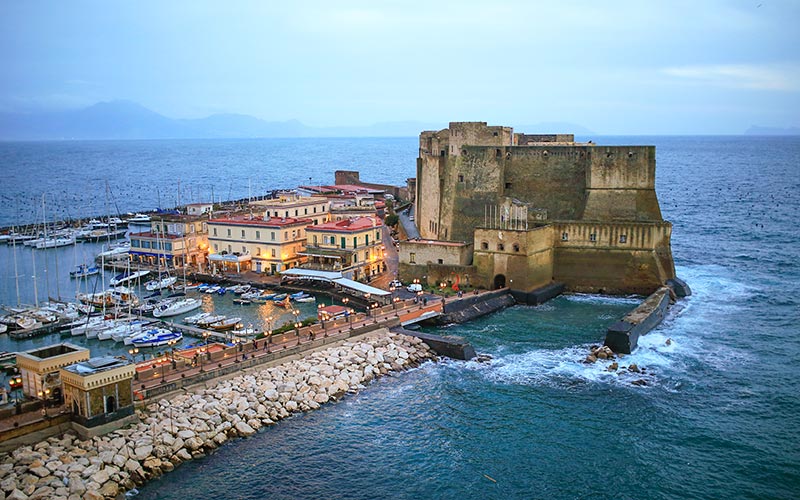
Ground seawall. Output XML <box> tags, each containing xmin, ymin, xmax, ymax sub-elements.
<box><xmin>0</xmin><ymin>329</ymin><xmax>435</xmax><ymax>500</ymax></box>
<box><xmin>604</xmin><ymin>287</ymin><xmax>671</xmax><ymax>354</ymax></box>
<box><xmin>435</xmin><ymin>289</ymin><xmax>515</xmax><ymax>325</ymax></box>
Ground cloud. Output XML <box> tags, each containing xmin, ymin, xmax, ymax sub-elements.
<box><xmin>661</xmin><ymin>63</ymin><xmax>800</xmax><ymax>91</ymax></box>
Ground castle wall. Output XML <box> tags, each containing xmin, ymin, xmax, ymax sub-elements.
<box><xmin>552</xmin><ymin>221</ymin><xmax>675</xmax><ymax>294</ymax></box>
<box><xmin>473</xmin><ymin>226</ymin><xmax>554</xmax><ymax>291</ymax></box>
<box><xmin>582</xmin><ymin>146</ymin><xmax>663</xmax><ymax>221</ymax></box>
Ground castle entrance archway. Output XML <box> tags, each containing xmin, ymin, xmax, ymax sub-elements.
<box><xmin>493</xmin><ymin>274</ymin><xmax>506</xmax><ymax>289</ymax></box>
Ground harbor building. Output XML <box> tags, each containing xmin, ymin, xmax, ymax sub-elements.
<box><xmin>16</xmin><ymin>343</ymin><xmax>90</xmax><ymax>402</ymax></box>
<box><xmin>129</xmin><ymin>213</ymin><xmax>209</xmax><ymax>269</ymax></box>
<box><xmin>302</xmin><ymin>217</ymin><xmax>385</xmax><ymax>281</ymax></box>
<box><xmin>60</xmin><ymin>357</ymin><xmax>136</xmax><ymax>438</ymax></box>
<box><xmin>250</xmin><ymin>192</ymin><xmax>330</xmax><ymax>226</ymax></box>
<box><xmin>207</xmin><ymin>215</ymin><xmax>311</xmax><ymax>274</ymax></box>
<box><xmin>405</xmin><ymin>122</ymin><xmax>676</xmax><ymax>295</ymax></box>
<box><xmin>329</xmin><ymin>192</ymin><xmax>379</xmax><ymax>221</ymax></box>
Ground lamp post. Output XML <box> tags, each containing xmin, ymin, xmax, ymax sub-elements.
<box><xmin>292</xmin><ymin>309</ymin><xmax>301</xmax><ymax>336</ymax></box>
<box><xmin>128</xmin><ymin>347</ymin><xmax>139</xmax><ymax>363</ymax></box>
<box><xmin>37</xmin><ymin>388</ymin><xmax>51</xmax><ymax>418</ymax></box>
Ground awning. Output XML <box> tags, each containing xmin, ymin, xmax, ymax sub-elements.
<box><xmin>280</xmin><ymin>269</ymin><xmax>342</xmax><ymax>281</ymax></box>
<box><xmin>332</xmin><ymin>278</ymin><xmax>390</xmax><ymax>296</ymax></box>
<box><xmin>209</xmin><ymin>254</ymin><xmax>252</xmax><ymax>263</ymax></box>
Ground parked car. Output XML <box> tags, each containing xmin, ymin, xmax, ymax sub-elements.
<box><xmin>390</xmin><ymin>280</ymin><xmax>403</xmax><ymax>288</ymax></box>
<box><xmin>407</xmin><ymin>283</ymin><xmax>422</xmax><ymax>292</ymax></box>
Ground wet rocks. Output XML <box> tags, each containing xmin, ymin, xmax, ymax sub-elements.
<box><xmin>0</xmin><ymin>328</ymin><xmax>435</xmax><ymax>499</ymax></box>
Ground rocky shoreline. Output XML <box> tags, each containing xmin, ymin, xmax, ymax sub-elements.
<box><xmin>0</xmin><ymin>329</ymin><xmax>435</xmax><ymax>500</ymax></box>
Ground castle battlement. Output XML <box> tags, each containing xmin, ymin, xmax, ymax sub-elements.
<box><xmin>406</xmin><ymin>121</ymin><xmax>676</xmax><ymax>295</ymax></box>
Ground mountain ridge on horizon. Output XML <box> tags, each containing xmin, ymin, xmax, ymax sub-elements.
<box><xmin>0</xmin><ymin>100</ymin><xmax>597</xmax><ymax>140</ymax></box>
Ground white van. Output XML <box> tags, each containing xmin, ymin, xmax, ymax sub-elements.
<box><xmin>407</xmin><ymin>283</ymin><xmax>422</xmax><ymax>292</ymax></box>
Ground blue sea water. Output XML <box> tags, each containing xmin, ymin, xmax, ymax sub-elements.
<box><xmin>1</xmin><ymin>136</ymin><xmax>799</xmax><ymax>498</ymax></box>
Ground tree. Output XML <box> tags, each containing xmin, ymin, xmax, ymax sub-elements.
<box><xmin>385</xmin><ymin>214</ymin><xmax>399</xmax><ymax>227</ymax></box>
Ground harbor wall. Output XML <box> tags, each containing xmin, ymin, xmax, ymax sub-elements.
<box><xmin>604</xmin><ymin>287</ymin><xmax>671</xmax><ymax>354</ymax></box>
<box><xmin>434</xmin><ymin>288</ymin><xmax>515</xmax><ymax>324</ymax></box>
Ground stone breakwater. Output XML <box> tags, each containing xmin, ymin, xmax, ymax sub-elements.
<box><xmin>0</xmin><ymin>329</ymin><xmax>435</xmax><ymax>500</ymax></box>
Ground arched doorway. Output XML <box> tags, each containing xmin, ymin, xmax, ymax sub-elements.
<box><xmin>105</xmin><ymin>395</ymin><xmax>117</xmax><ymax>413</ymax></box>
<box><xmin>493</xmin><ymin>274</ymin><xmax>506</xmax><ymax>289</ymax></box>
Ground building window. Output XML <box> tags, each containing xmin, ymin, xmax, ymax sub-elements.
<box><xmin>562</xmin><ymin>232</ymin><xmax>569</xmax><ymax>241</ymax></box>
<box><xmin>409</xmin><ymin>252</ymin><xmax>416</xmax><ymax>264</ymax></box>
<box><xmin>497</xmin><ymin>243</ymin><xmax>504</xmax><ymax>251</ymax></box>
<box><xmin>589</xmin><ymin>233</ymin><xmax>597</xmax><ymax>242</ymax></box>
<box><xmin>214</xmin><ymin>244</ymin><xmax>218</xmax><ymax>252</ymax></box>
<box><xmin>341</xmin><ymin>237</ymin><xmax>346</xmax><ymax>249</ymax></box>
<box><xmin>481</xmin><ymin>241</ymin><xmax>488</xmax><ymax>250</ymax></box>
<box><xmin>313</xmin><ymin>235</ymin><xmax>318</xmax><ymax>245</ymax></box>
<box><xmin>284</xmin><ymin>231</ymin><xmax>288</xmax><ymax>240</ymax></box>
<box><xmin>495</xmin><ymin>149</ymin><xmax>501</xmax><ymax>158</ymax></box>
<box><xmin>512</xmin><ymin>243</ymin><xmax>520</xmax><ymax>252</ymax></box>
<box><xmin>131</xmin><ymin>240</ymin><xmax>140</xmax><ymax>248</ymax></box>
<box><xmin>458</xmin><ymin>174</ymin><xmax>464</xmax><ymax>182</ymax></box>
<box><xmin>437</xmin><ymin>259</ymin><xmax>443</xmax><ymax>264</ymax></box>
<box><xmin>256</xmin><ymin>247</ymin><xmax>261</xmax><ymax>256</ymax></box>
<box><xmin>304</xmin><ymin>208</ymin><xmax>308</xmax><ymax>215</ymax></box>
<box><xmin>313</xmin><ymin>207</ymin><xmax>317</xmax><ymax>213</ymax></box>
<box><xmin>256</xmin><ymin>230</ymin><xmax>260</xmax><ymax>239</ymax></box>
<box><xmin>353</xmin><ymin>237</ymin><xmax>357</xmax><ymax>248</ymax></box>
<box><xmin>142</xmin><ymin>241</ymin><xmax>151</xmax><ymax>249</ymax></box>
<box><xmin>213</xmin><ymin>228</ymin><xmax>217</xmax><ymax>236</ymax></box>
<box><xmin>241</xmin><ymin>230</ymin><xmax>245</xmax><ymax>238</ymax></box>
<box><xmin>271</xmin><ymin>232</ymin><xmax>275</xmax><ymax>241</ymax></box>
<box><xmin>619</xmin><ymin>234</ymin><xmax>627</xmax><ymax>243</ymax></box>
<box><xmin>295</xmin><ymin>209</ymin><xmax>298</xmax><ymax>216</ymax></box>
<box><xmin>271</xmin><ymin>249</ymin><xmax>276</xmax><ymax>257</ymax></box>
<box><xmin>353</xmin><ymin>253</ymin><xmax>358</xmax><ymax>263</ymax></box>
<box><xmin>505</xmin><ymin>182</ymin><xmax>512</xmax><ymax>189</ymax></box>
<box><xmin>365</xmin><ymin>234</ymin><xmax>369</xmax><ymax>245</ymax></box>
<box><xmin>493</xmin><ymin>131</ymin><xmax>498</xmax><ymax>137</ymax></box>
<box><xmin>227</xmin><ymin>245</ymin><xmax>232</xmax><ymax>253</ymax></box>
<box><xmin>164</xmin><ymin>243</ymin><xmax>172</xmax><ymax>251</ymax></box>
<box><xmin>227</xmin><ymin>229</ymin><xmax>231</xmax><ymax>237</ymax></box>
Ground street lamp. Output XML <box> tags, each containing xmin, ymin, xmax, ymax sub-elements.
<box><xmin>37</xmin><ymin>388</ymin><xmax>51</xmax><ymax>418</ymax></box>
<box><xmin>292</xmin><ymin>309</ymin><xmax>301</xmax><ymax>336</ymax></box>
<box><xmin>128</xmin><ymin>347</ymin><xmax>139</xmax><ymax>363</ymax></box>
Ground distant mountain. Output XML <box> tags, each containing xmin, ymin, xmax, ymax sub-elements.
<box><xmin>744</xmin><ymin>125</ymin><xmax>800</xmax><ymax>136</ymax></box>
<box><xmin>0</xmin><ymin>100</ymin><xmax>445</xmax><ymax>140</ymax></box>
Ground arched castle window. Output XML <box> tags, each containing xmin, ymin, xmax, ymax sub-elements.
<box><xmin>481</xmin><ymin>241</ymin><xmax>488</xmax><ymax>250</ymax></box>
<box><xmin>512</xmin><ymin>243</ymin><xmax>520</xmax><ymax>252</ymax></box>
<box><xmin>561</xmin><ymin>232</ymin><xmax>569</xmax><ymax>241</ymax></box>
<box><xmin>495</xmin><ymin>149</ymin><xmax>501</xmax><ymax>158</ymax></box>
<box><xmin>497</xmin><ymin>243</ymin><xmax>504</xmax><ymax>251</ymax></box>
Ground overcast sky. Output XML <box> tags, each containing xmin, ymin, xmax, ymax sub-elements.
<box><xmin>0</xmin><ymin>0</ymin><xmax>798</xmax><ymax>134</ymax></box>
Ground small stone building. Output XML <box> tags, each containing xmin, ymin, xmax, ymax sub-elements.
<box><xmin>60</xmin><ymin>357</ymin><xmax>137</xmax><ymax>438</ymax></box>
<box><xmin>16</xmin><ymin>343</ymin><xmax>89</xmax><ymax>402</ymax></box>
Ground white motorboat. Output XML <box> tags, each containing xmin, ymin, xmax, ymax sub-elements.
<box><xmin>196</xmin><ymin>314</ymin><xmax>226</xmax><ymax>327</ymax></box>
<box><xmin>70</xmin><ymin>263</ymin><xmax>100</xmax><ymax>279</ymax></box>
<box><xmin>145</xmin><ymin>276</ymin><xmax>178</xmax><ymax>291</ymax></box>
<box><xmin>130</xmin><ymin>328</ymin><xmax>183</xmax><ymax>348</ymax></box>
<box><xmin>96</xmin><ymin>243</ymin><xmax>130</xmax><ymax>260</ymax></box>
<box><xmin>110</xmin><ymin>269</ymin><xmax>150</xmax><ymax>287</ymax></box>
<box><xmin>184</xmin><ymin>311</ymin><xmax>212</xmax><ymax>325</ymax></box>
<box><xmin>153</xmin><ymin>297</ymin><xmax>202</xmax><ymax>318</ymax></box>
<box><xmin>35</xmin><ymin>234</ymin><xmax>76</xmax><ymax>249</ymax></box>
<box><xmin>98</xmin><ymin>320</ymin><xmax>147</xmax><ymax>341</ymax></box>
<box><xmin>208</xmin><ymin>317</ymin><xmax>242</xmax><ymax>331</ymax></box>
<box><xmin>126</xmin><ymin>213</ymin><xmax>151</xmax><ymax>224</ymax></box>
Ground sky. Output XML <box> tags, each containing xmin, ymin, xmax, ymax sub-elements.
<box><xmin>0</xmin><ymin>0</ymin><xmax>798</xmax><ymax>134</ymax></box>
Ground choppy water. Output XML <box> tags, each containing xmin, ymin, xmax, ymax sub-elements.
<box><xmin>2</xmin><ymin>136</ymin><xmax>799</xmax><ymax>498</ymax></box>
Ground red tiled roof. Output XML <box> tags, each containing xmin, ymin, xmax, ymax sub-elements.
<box><xmin>309</xmin><ymin>217</ymin><xmax>381</xmax><ymax>232</ymax></box>
<box><xmin>209</xmin><ymin>216</ymin><xmax>312</xmax><ymax>228</ymax></box>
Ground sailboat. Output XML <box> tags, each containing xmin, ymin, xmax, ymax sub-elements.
<box><xmin>110</xmin><ymin>269</ymin><xmax>150</xmax><ymax>287</ymax></box>
<box><xmin>152</xmin><ymin>297</ymin><xmax>202</xmax><ymax>318</ymax></box>
<box><xmin>70</xmin><ymin>263</ymin><xmax>100</xmax><ymax>279</ymax></box>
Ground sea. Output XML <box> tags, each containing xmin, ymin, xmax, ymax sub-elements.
<box><xmin>1</xmin><ymin>136</ymin><xmax>798</xmax><ymax>499</ymax></box>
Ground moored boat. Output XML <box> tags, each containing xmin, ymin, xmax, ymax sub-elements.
<box><xmin>209</xmin><ymin>317</ymin><xmax>242</xmax><ymax>331</ymax></box>
<box><xmin>153</xmin><ymin>297</ymin><xmax>202</xmax><ymax>318</ymax></box>
<box><xmin>145</xmin><ymin>275</ymin><xmax>178</xmax><ymax>291</ymax></box>
<box><xmin>70</xmin><ymin>263</ymin><xmax>100</xmax><ymax>279</ymax></box>
<box><xmin>130</xmin><ymin>328</ymin><xmax>183</xmax><ymax>348</ymax></box>
<box><xmin>110</xmin><ymin>269</ymin><xmax>150</xmax><ymax>287</ymax></box>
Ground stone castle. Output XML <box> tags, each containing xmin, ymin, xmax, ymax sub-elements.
<box><xmin>399</xmin><ymin>121</ymin><xmax>676</xmax><ymax>296</ymax></box>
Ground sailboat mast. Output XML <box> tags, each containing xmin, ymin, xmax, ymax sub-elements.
<box><xmin>12</xmin><ymin>228</ymin><xmax>20</xmax><ymax>307</ymax></box>
<box><xmin>41</xmin><ymin>194</ymin><xmax>51</xmax><ymax>301</ymax></box>
<box><xmin>31</xmin><ymin>247</ymin><xmax>38</xmax><ymax>307</ymax></box>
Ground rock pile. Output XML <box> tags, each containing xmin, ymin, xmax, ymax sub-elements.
<box><xmin>583</xmin><ymin>345</ymin><xmax>650</xmax><ymax>384</ymax></box>
<box><xmin>0</xmin><ymin>329</ymin><xmax>435</xmax><ymax>500</ymax></box>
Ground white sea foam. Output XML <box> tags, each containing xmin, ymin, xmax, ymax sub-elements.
<box><xmin>563</xmin><ymin>293</ymin><xmax>642</xmax><ymax>306</ymax></box>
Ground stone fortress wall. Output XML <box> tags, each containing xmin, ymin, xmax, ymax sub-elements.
<box><xmin>412</xmin><ymin>122</ymin><xmax>676</xmax><ymax>295</ymax></box>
